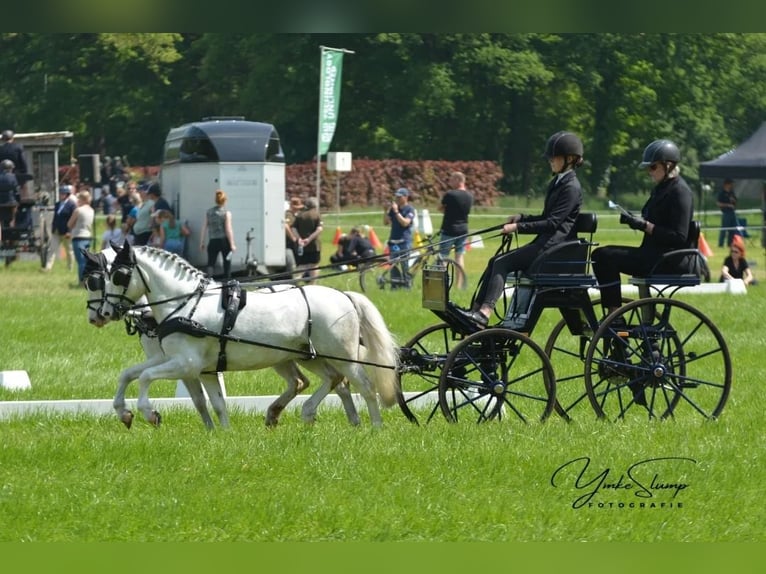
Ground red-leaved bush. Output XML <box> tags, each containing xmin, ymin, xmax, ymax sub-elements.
<box><xmin>286</xmin><ymin>159</ymin><xmax>503</xmax><ymax>208</ymax></box>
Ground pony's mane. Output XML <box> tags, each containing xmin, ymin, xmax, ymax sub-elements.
<box><xmin>136</xmin><ymin>246</ymin><xmax>207</xmax><ymax>281</ymax></box>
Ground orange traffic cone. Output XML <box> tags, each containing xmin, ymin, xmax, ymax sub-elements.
<box><xmin>368</xmin><ymin>227</ymin><xmax>383</xmax><ymax>250</ymax></box>
<box><xmin>332</xmin><ymin>226</ymin><xmax>343</xmax><ymax>245</ymax></box>
<box><xmin>698</xmin><ymin>232</ymin><xmax>714</xmax><ymax>258</ymax></box>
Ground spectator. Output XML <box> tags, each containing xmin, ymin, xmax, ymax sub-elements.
<box><xmin>383</xmin><ymin>187</ymin><xmax>416</xmax><ymax>288</ymax></box>
<box><xmin>293</xmin><ymin>196</ymin><xmax>323</xmax><ymax>283</ymax></box>
<box><xmin>199</xmin><ymin>189</ymin><xmax>236</xmax><ymax>278</ymax></box>
<box><xmin>456</xmin><ymin>131</ymin><xmax>584</xmax><ymax>328</ymax></box>
<box><xmin>149</xmin><ymin>182</ymin><xmax>171</xmax><ymax>214</ymax></box>
<box><xmin>716</xmin><ymin>178</ymin><xmax>739</xmax><ymax>248</ymax></box>
<box><xmin>720</xmin><ymin>235</ymin><xmax>754</xmax><ymax>286</ymax></box>
<box><xmin>100</xmin><ymin>213</ymin><xmax>124</xmax><ymax>249</ymax></box>
<box><xmin>284</xmin><ymin>196</ymin><xmax>304</xmax><ymax>275</ymax></box>
<box><xmin>330</xmin><ymin>226</ymin><xmax>377</xmax><ymax>269</ymax></box>
<box><xmin>42</xmin><ymin>185</ymin><xmax>77</xmax><ymax>272</ymax></box>
<box><xmin>438</xmin><ymin>171</ymin><xmax>473</xmax><ymax>289</ymax></box>
<box><xmin>592</xmin><ymin>138</ymin><xmax>694</xmax><ymax>316</ymax></box>
<box><xmin>67</xmin><ymin>189</ymin><xmax>95</xmax><ymax>285</ymax></box>
<box><xmin>101</xmin><ymin>156</ymin><xmax>114</xmax><ymax>196</ymax></box>
<box><xmin>118</xmin><ymin>181</ymin><xmax>137</xmax><ymax>224</ymax></box>
<box><xmin>131</xmin><ymin>184</ymin><xmax>156</xmax><ymax>246</ymax></box>
<box><xmin>156</xmin><ymin>209</ymin><xmax>186</xmax><ymax>256</ymax></box>
<box><xmin>122</xmin><ymin>189</ymin><xmax>142</xmax><ymax>245</ymax></box>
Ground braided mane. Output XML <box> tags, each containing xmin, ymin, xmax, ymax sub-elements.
<box><xmin>136</xmin><ymin>246</ymin><xmax>208</xmax><ymax>281</ymax></box>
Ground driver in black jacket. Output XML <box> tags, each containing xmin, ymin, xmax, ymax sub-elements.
<box><xmin>592</xmin><ymin>139</ymin><xmax>694</xmax><ymax>316</ymax></box>
<box><xmin>456</xmin><ymin>131</ymin><xmax>584</xmax><ymax>328</ymax></box>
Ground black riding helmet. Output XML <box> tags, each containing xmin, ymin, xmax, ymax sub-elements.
<box><xmin>543</xmin><ymin>131</ymin><xmax>584</xmax><ymax>159</ymax></box>
<box><xmin>543</xmin><ymin>131</ymin><xmax>584</xmax><ymax>173</ymax></box>
<box><xmin>1</xmin><ymin>159</ymin><xmax>14</xmax><ymax>171</ymax></box>
<box><xmin>638</xmin><ymin>139</ymin><xmax>680</xmax><ymax>168</ymax></box>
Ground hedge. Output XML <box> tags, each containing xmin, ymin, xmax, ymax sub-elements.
<box><xmin>286</xmin><ymin>159</ymin><xmax>504</xmax><ymax>208</ymax></box>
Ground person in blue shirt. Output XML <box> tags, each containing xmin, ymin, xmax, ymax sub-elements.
<box><xmin>383</xmin><ymin>187</ymin><xmax>416</xmax><ymax>288</ymax></box>
<box><xmin>41</xmin><ymin>184</ymin><xmax>77</xmax><ymax>272</ymax></box>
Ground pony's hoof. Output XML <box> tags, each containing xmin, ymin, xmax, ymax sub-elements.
<box><xmin>149</xmin><ymin>410</ymin><xmax>162</xmax><ymax>427</ymax></box>
<box><xmin>121</xmin><ymin>411</ymin><xmax>134</xmax><ymax>429</ymax></box>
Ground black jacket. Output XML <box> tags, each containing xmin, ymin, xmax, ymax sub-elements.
<box><xmin>0</xmin><ymin>142</ymin><xmax>28</xmax><ymax>174</ymax></box>
<box><xmin>52</xmin><ymin>198</ymin><xmax>76</xmax><ymax>235</ymax></box>
<box><xmin>639</xmin><ymin>175</ymin><xmax>694</xmax><ymax>257</ymax></box>
<box><xmin>0</xmin><ymin>171</ymin><xmax>18</xmax><ymax>205</ymax></box>
<box><xmin>516</xmin><ymin>170</ymin><xmax>582</xmax><ymax>250</ymax></box>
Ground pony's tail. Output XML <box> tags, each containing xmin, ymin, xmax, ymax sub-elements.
<box><xmin>344</xmin><ymin>291</ymin><xmax>399</xmax><ymax>408</ymax></box>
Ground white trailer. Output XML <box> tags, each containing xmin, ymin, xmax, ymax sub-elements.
<box><xmin>160</xmin><ymin>117</ymin><xmax>287</xmax><ymax>276</ymax></box>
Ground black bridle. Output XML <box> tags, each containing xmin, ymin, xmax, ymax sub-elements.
<box><xmin>103</xmin><ymin>261</ymin><xmax>153</xmax><ymax>319</ymax></box>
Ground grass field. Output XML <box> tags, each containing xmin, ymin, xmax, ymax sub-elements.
<box><xmin>1</xmin><ymin>204</ymin><xmax>764</xmax><ymax>543</ymax></box>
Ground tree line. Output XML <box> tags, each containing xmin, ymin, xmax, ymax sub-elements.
<box><xmin>1</xmin><ymin>33</ymin><xmax>765</xmax><ymax>200</ymax></box>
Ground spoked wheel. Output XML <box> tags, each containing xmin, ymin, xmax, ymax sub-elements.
<box><xmin>584</xmin><ymin>298</ymin><xmax>732</xmax><ymax>421</ymax></box>
<box><xmin>397</xmin><ymin>323</ymin><xmax>464</xmax><ymax>424</ymax></box>
<box><xmin>544</xmin><ymin>297</ymin><xmax>631</xmax><ymax>421</ymax></box>
<box><xmin>359</xmin><ymin>262</ymin><xmax>403</xmax><ymax>292</ymax></box>
<box><xmin>438</xmin><ymin>328</ymin><xmax>556</xmax><ymax>423</ymax></box>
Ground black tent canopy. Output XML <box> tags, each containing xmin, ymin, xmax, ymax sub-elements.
<box><xmin>699</xmin><ymin>121</ymin><xmax>766</xmax><ymax>180</ymax></box>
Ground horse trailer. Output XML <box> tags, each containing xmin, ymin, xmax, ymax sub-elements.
<box><xmin>160</xmin><ymin>117</ymin><xmax>287</xmax><ymax>276</ymax></box>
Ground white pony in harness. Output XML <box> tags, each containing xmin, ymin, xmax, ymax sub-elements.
<box><xmin>98</xmin><ymin>243</ymin><xmax>400</xmax><ymax>427</ymax></box>
<box><xmin>84</xmin><ymin>247</ymin><xmax>364</xmax><ymax>429</ymax></box>
<box><xmin>84</xmin><ymin>247</ymin><xmax>230</xmax><ymax>429</ymax></box>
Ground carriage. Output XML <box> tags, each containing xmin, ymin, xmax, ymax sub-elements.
<box><xmin>86</xmin><ymin>209</ymin><xmax>731</xmax><ymax>429</ymax></box>
<box><xmin>0</xmin><ymin>184</ymin><xmax>53</xmax><ymax>268</ymax></box>
<box><xmin>1</xmin><ymin>131</ymin><xmax>72</xmax><ymax>268</ymax></box>
<box><xmin>395</xmin><ymin>212</ymin><xmax>732</xmax><ymax>424</ymax></box>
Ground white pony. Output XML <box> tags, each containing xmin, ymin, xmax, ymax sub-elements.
<box><xmin>84</xmin><ymin>248</ymin><xmax>229</xmax><ymax>429</ymax></box>
<box><xmin>98</xmin><ymin>243</ymin><xmax>400</xmax><ymax>427</ymax></box>
<box><xmin>84</xmin><ymin>248</ymin><xmax>363</xmax><ymax>429</ymax></box>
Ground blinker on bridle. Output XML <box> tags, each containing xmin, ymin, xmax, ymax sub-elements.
<box><xmin>106</xmin><ymin>262</ymin><xmax>151</xmax><ymax>317</ymax></box>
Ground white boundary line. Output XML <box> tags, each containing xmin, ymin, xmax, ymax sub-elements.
<box><xmin>0</xmin><ymin>392</ymin><xmax>436</xmax><ymax>420</ymax></box>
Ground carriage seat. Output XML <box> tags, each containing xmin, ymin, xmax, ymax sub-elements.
<box><xmin>519</xmin><ymin>212</ymin><xmax>599</xmax><ymax>288</ymax></box>
<box><xmin>629</xmin><ymin>220</ymin><xmax>708</xmax><ymax>294</ymax></box>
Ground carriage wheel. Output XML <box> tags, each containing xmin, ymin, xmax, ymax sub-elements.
<box><xmin>544</xmin><ymin>297</ymin><xmax>631</xmax><ymax>421</ymax></box>
<box><xmin>584</xmin><ymin>298</ymin><xmax>731</xmax><ymax>421</ymax></box>
<box><xmin>438</xmin><ymin>328</ymin><xmax>556</xmax><ymax>423</ymax></box>
<box><xmin>397</xmin><ymin>323</ymin><xmax>463</xmax><ymax>424</ymax></box>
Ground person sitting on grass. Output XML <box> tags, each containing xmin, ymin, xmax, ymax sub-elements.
<box><xmin>720</xmin><ymin>235</ymin><xmax>754</xmax><ymax>286</ymax></box>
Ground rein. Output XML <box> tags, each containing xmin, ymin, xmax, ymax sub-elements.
<box><xmin>101</xmin><ymin>251</ymin><xmax>394</xmax><ymax>371</ymax></box>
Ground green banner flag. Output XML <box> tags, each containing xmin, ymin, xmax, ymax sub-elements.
<box><xmin>318</xmin><ymin>48</ymin><xmax>344</xmax><ymax>156</ymax></box>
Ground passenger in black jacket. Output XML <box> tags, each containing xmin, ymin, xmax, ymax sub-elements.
<box><xmin>456</xmin><ymin>131</ymin><xmax>584</xmax><ymax>328</ymax></box>
<box><xmin>0</xmin><ymin>159</ymin><xmax>19</xmax><ymax>227</ymax></box>
<box><xmin>592</xmin><ymin>139</ymin><xmax>694</xmax><ymax>314</ymax></box>
<box><xmin>0</xmin><ymin>130</ymin><xmax>28</xmax><ymax>176</ymax></box>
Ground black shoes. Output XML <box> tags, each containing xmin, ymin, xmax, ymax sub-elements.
<box><xmin>456</xmin><ymin>307</ymin><xmax>489</xmax><ymax>328</ymax></box>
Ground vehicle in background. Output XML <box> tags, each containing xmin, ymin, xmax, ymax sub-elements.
<box><xmin>160</xmin><ymin>117</ymin><xmax>287</xmax><ymax>277</ymax></box>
